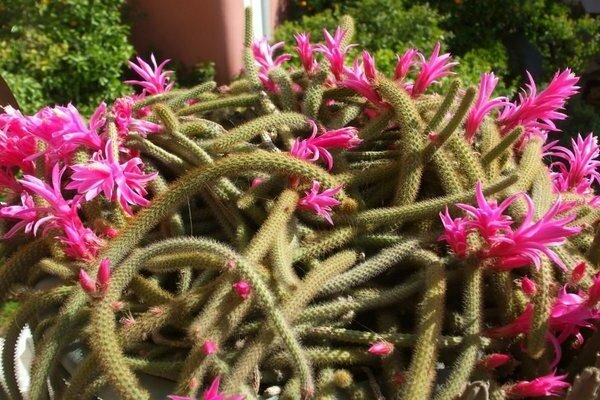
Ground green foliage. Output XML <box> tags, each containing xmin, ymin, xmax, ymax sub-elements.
<box><xmin>275</xmin><ymin>1</ymin><xmax>448</xmax><ymax>77</ymax></box>
<box><xmin>0</xmin><ymin>0</ymin><xmax>134</xmax><ymax>114</ymax></box>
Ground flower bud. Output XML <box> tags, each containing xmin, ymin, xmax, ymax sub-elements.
<box><xmin>79</xmin><ymin>269</ymin><xmax>96</xmax><ymax>295</ymax></box>
<box><xmin>202</xmin><ymin>340</ymin><xmax>218</xmax><ymax>355</ymax></box>
<box><xmin>368</xmin><ymin>341</ymin><xmax>394</xmax><ymax>357</ymax></box>
<box><xmin>96</xmin><ymin>258</ymin><xmax>111</xmax><ymax>294</ymax></box>
<box><xmin>232</xmin><ymin>280</ymin><xmax>252</xmax><ymax>300</ymax></box>
<box><xmin>479</xmin><ymin>353</ymin><xmax>511</xmax><ymax>370</ymax></box>
<box><xmin>520</xmin><ymin>277</ymin><xmax>537</xmax><ymax>297</ymax></box>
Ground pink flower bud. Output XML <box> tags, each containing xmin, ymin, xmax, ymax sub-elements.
<box><xmin>96</xmin><ymin>258</ymin><xmax>111</xmax><ymax>294</ymax></box>
<box><xmin>520</xmin><ymin>277</ymin><xmax>537</xmax><ymax>297</ymax></box>
<box><xmin>232</xmin><ymin>280</ymin><xmax>252</xmax><ymax>300</ymax></box>
<box><xmin>202</xmin><ymin>340</ymin><xmax>218</xmax><ymax>355</ymax></box>
<box><xmin>111</xmin><ymin>301</ymin><xmax>125</xmax><ymax>311</ymax></box>
<box><xmin>120</xmin><ymin>315</ymin><xmax>136</xmax><ymax>327</ymax></box>
<box><xmin>479</xmin><ymin>353</ymin><xmax>511</xmax><ymax>370</ymax></box>
<box><xmin>368</xmin><ymin>341</ymin><xmax>394</xmax><ymax>357</ymax></box>
<box><xmin>79</xmin><ymin>269</ymin><xmax>96</xmax><ymax>294</ymax></box>
<box><xmin>571</xmin><ymin>262</ymin><xmax>586</xmax><ymax>285</ymax></box>
<box><xmin>250</xmin><ymin>177</ymin><xmax>264</xmax><ymax>189</ymax></box>
<box><xmin>428</xmin><ymin>131</ymin><xmax>440</xmax><ymax>143</ymax></box>
<box><xmin>224</xmin><ymin>259</ymin><xmax>236</xmax><ymax>271</ymax></box>
<box><xmin>391</xmin><ymin>371</ymin><xmax>404</xmax><ymax>385</ymax></box>
<box><xmin>149</xmin><ymin>306</ymin><xmax>164</xmax><ymax>316</ymax></box>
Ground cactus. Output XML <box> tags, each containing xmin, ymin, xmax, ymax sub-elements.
<box><xmin>0</xmin><ymin>8</ymin><xmax>597</xmax><ymax>400</ymax></box>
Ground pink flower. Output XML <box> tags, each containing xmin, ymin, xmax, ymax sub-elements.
<box><xmin>168</xmin><ymin>376</ymin><xmax>245</xmax><ymax>400</ymax></box>
<box><xmin>232</xmin><ymin>280</ymin><xmax>252</xmax><ymax>300</ymax></box>
<box><xmin>411</xmin><ymin>43</ymin><xmax>458</xmax><ymax>97</ymax></box>
<box><xmin>19</xmin><ymin>165</ymin><xmax>103</xmax><ymax>260</ymax></box>
<box><xmin>297</xmin><ymin>181</ymin><xmax>342</xmax><ymax>225</ymax></box>
<box><xmin>111</xmin><ymin>96</ymin><xmax>161</xmax><ymax>137</ymax></box>
<box><xmin>465</xmin><ymin>73</ymin><xmax>507</xmax><ymax>142</ymax></box>
<box><xmin>294</xmin><ymin>33</ymin><xmax>317</xmax><ymax>73</ymax></box>
<box><xmin>368</xmin><ymin>341</ymin><xmax>394</xmax><ymax>356</ymax></box>
<box><xmin>25</xmin><ymin>104</ymin><xmax>104</xmax><ymax>161</ymax></box>
<box><xmin>506</xmin><ymin>371</ymin><xmax>570</xmax><ymax>398</ymax></box>
<box><xmin>315</xmin><ymin>27</ymin><xmax>355</xmax><ymax>81</ymax></box>
<box><xmin>479</xmin><ymin>353</ymin><xmax>511</xmax><ymax>370</ymax></box>
<box><xmin>0</xmin><ymin>168</ymin><xmax>23</xmax><ymax>196</ymax></box>
<box><xmin>547</xmin><ymin>133</ymin><xmax>600</xmax><ymax>195</ymax></box>
<box><xmin>252</xmin><ymin>37</ymin><xmax>291</xmax><ymax>92</ymax></box>
<box><xmin>202</xmin><ymin>340</ymin><xmax>218</xmax><ymax>355</ymax></box>
<box><xmin>484</xmin><ymin>196</ymin><xmax>581</xmax><ymax>270</ymax></box>
<box><xmin>438</xmin><ymin>207</ymin><xmax>470</xmax><ymax>258</ymax></box>
<box><xmin>457</xmin><ymin>182</ymin><xmax>518</xmax><ymax>240</ymax></box>
<box><xmin>290</xmin><ymin>120</ymin><xmax>361</xmax><ymax>170</ymax></box>
<box><xmin>66</xmin><ymin>140</ymin><xmax>157</xmax><ymax>215</ymax></box>
<box><xmin>549</xmin><ymin>287</ymin><xmax>600</xmax><ymax>347</ymax></box>
<box><xmin>394</xmin><ymin>48</ymin><xmax>419</xmax><ymax>81</ymax></box>
<box><xmin>587</xmin><ymin>275</ymin><xmax>600</xmax><ymax>306</ymax></box>
<box><xmin>498</xmin><ymin>69</ymin><xmax>579</xmax><ymax>136</ymax></box>
<box><xmin>125</xmin><ymin>54</ymin><xmax>174</xmax><ymax>95</ymax></box>
<box><xmin>0</xmin><ymin>192</ymin><xmax>38</xmax><ymax>238</ymax></box>
<box><xmin>78</xmin><ymin>269</ymin><xmax>97</xmax><ymax>295</ymax></box>
<box><xmin>340</xmin><ymin>54</ymin><xmax>386</xmax><ymax>108</ymax></box>
<box><xmin>486</xmin><ymin>303</ymin><xmax>534</xmax><ymax>339</ymax></box>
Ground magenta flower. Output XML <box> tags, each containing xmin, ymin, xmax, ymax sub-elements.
<box><xmin>457</xmin><ymin>182</ymin><xmax>518</xmax><ymax>240</ymax></box>
<box><xmin>290</xmin><ymin>120</ymin><xmax>361</xmax><ymax>170</ymax></box>
<box><xmin>315</xmin><ymin>27</ymin><xmax>355</xmax><ymax>81</ymax></box>
<box><xmin>411</xmin><ymin>43</ymin><xmax>458</xmax><ymax>97</ymax></box>
<box><xmin>548</xmin><ymin>133</ymin><xmax>600</xmax><ymax>195</ymax></box>
<box><xmin>465</xmin><ymin>72</ymin><xmax>507</xmax><ymax>142</ymax></box>
<box><xmin>294</xmin><ymin>33</ymin><xmax>317</xmax><ymax>73</ymax></box>
<box><xmin>125</xmin><ymin>54</ymin><xmax>174</xmax><ymax>95</ymax></box>
<box><xmin>549</xmin><ymin>286</ymin><xmax>600</xmax><ymax>347</ymax></box>
<box><xmin>394</xmin><ymin>48</ymin><xmax>419</xmax><ymax>81</ymax></box>
<box><xmin>67</xmin><ymin>140</ymin><xmax>158</xmax><ymax>215</ymax></box>
<box><xmin>252</xmin><ymin>37</ymin><xmax>291</xmax><ymax>92</ymax></box>
<box><xmin>202</xmin><ymin>340</ymin><xmax>218</xmax><ymax>355</ymax></box>
<box><xmin>19</xmin><ymin>165</ymin><xmax>102</xmax><ymax>260</ymax></box>
<box><xmin>25</xmin><ymin>104</ymin><xmax>105</xmax><ymax>162</ymax></box>
<box><xmin>498</xmin><ymin>69</ymin><xmax>579</xmax><ymax>136</ymax></box>
<box><xmin>168</xmin><ymin>376</ymin><xmax>244</xmax><ymax>400</ymax></box>
<box><xmin>368</xmin><ymin>341</ymin><xmax>394</xmax><ymax>357</ymax></box>
<box><xmin>112</xmin><ymin>96</ymin><xmax>162</xmax><ymax>137</ymax></box>
<box><xmin>506</xmin><ymin>371</ymin><xmax>570</xmax><ymax>398</ymax></box>
<box><xmin>486</xmin><ymin>303</ymin><xmax>534</xmax><ymax>339</ymax></box>
<box><xmin>0</xmin><ymin>192</ymin><xmax>38</xmax><ymax>238</ymax></box>
<box><xmin>297</xmin><ymin>181</ymin><xmax>342</xmax><ymax>224</ymax></box>
<box><xmin>439</xmin><ymin>208</ymin><xmax>470</xmax><ymax>258</ymax></box>
<box><xmin>0</xmin><ymin>124</ymin><xmax>36</xmax><ymax>173</ymax></box>
<box><xmin>340</xmin><ymin>54</ymin><xmax>386</xmax><ymax>108</ymax></box>
<box><xmin>484</xmin><ymin>196</ymin><xmax>581</xmax><ymax>270</ymax></box>
<box><xmin>0</xmin><ymin>168</ymin><xmax>24</xmax><ymax>196</ymax></box>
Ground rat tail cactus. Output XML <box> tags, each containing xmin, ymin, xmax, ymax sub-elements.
<box><xmin>1</xmin><ymin>8</ymin><xmax>600</xmax><ymax>400</ymax></box>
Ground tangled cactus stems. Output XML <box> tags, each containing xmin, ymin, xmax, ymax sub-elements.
<box><xmin>2</xmin><ymin>8</ymin><xmax>600</xmax><ymax>400</ymax></box>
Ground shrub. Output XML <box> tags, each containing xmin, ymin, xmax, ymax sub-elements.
<box><xmin>0</xmin><ymin>0</ymin><xmax>134</xmax><ymax>114</ymax></box>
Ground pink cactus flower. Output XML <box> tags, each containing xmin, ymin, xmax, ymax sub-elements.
<box><xmin>252</xmin><ymin>37</ymin><xmax>292</xmax><ymax>92</ymax></box>
<box><xmin>411</xmin><ymin>43</ymin><xmax>458</xmax><ymax>97</ymax></box>
<box><xmin>547</xmin><ymin>133</ymin><xmax>600</xmax><ymax>195</ymax></box>
<box><xmin>78</xmin><ymin>260</ymin><xmax>111</xmax><ymax>296</ymax></box>
<box><xmin>0</xmin><ymin>168</ymin><xmax>25</xmax><ymax>196</ymax></box>
<box><xmin>457</xmin><ymin>182</ymin><xmax>518</xmax><ymax>240</ymax></box>
<box><xmin>20</xmin><ymin>164</ymin><xmax>77</xmax><ymax>220</ymax></box>
<box><xmin>465</xmin><ymin>72</ymin><xmax>507</xmax><ymax>142</ymax></box>
<box><xmin>25</xmin><ymin>104</ymin><xmax>105</xmax><ymax>161</ymax></box>
<box><xmin>484</xmin><ymin>196</ymin><xmax>581</xmax><ymax>270</ymax></box>
<box><xmin>506</xmin><ymin>371</ymin><xmax>570</xmax><ymax>398</ymax></box>
<box><xmin>202</xmin><ymin>340</ymin><xmax>219</xmax><ymax>355</ymax></box>
<box><xmin>368</xmin><ymin>341</ymin><xmax>394</xmax><ymax>357</ymax></box>
<box><xmin>297</xmin><ymin>181</ymin><xmax>342</xmax><ymax>225</ymax></box>
<box><xmin>168</xmin><ymin>376</ymin><xmax>245</xmax><ymax>400</ymax></box>
<box><xmin>340</xmin><ymin>55</ymin><xmax>386</xmax><ymax>108</ymax></box>
<box><xmin>125</xmin><ymin>54</ymin><xmax>174</xmax><ymax>95</ymax></box>
<box><xmin>315</xmin><ymin>27</ymin><xmax>355</xmax><ymax>81</ymax></box>
<box><xmin>59</xmin><ymin>219</ymin><xmax>103</xmax><ymax>260</ymax></box>
<box><xmin>0</xmin><ymin>192</ymin><xmax>38</xmax><ymax>238</ymax></box>
<box><xmin>549</xmin><ymin>286</ymin><xmax>600</xmax><ymax>347</ymax></box>
<box><xmin>290</xmin><ymin>120</ymin><xmax>361</xmax><ymax>170</ymax></box>
<box><xmin>111</xmin><ymin>96</ymin><xmax>162</xmax><ymax>137</ymax></box>
<box><xmin>438</xmin><ymin>207</ymin><xmax>470</xmax><ymax>258</ymax></box>
<box><xmin>486</xmin><ymin>303</ymin><xmax>534</xmax><ymax>339</ymax></box>
<box><xmin>232</xmin><ymin>280</ymin><xmax>252</xmax><ymax>300</ymax></box>
<box><xmin>520</xmin><ymin>277</ymin><xmax>537</xmax><ymax>297</ymax></box>
<box><xmin>498</xmin><ymin>69</ymin><xmax>579</xmax><ymax>136</ymax></box>
<box><xmin>394</xmin><ymin>48</ymin><xmax>419</xmax><ymax>81</ymax></box>
<box><xmin>479</xmin><ymin>353</ymin><xmax>511</xmax><ymax>370</ymax></box>
<box><xmin>294</xmin><ymin>33</ymin><xmax>317</xmax><ymax>73</ymax></box>
<box><xmin>66</xmin><ymin>139</ymin><xmax>158</xmax><ymax>215</ymax></box>
<box><xmin>587</xmin><ymin>275</ymin><xmax>600</xmax><ymax>306</ymax></box>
